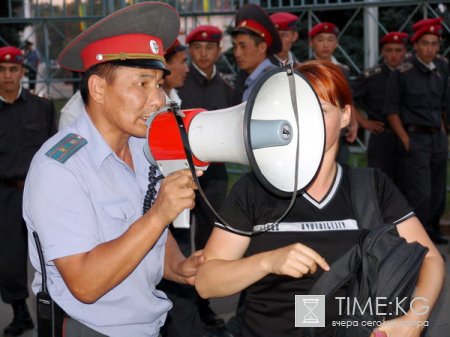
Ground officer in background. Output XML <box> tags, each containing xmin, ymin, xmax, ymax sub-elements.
<box><xmin>269</xmin><ymin>12</ymin><xmax>300</xmax><ymax>66</ymax></box>
<box><xmin>0</xmin><ymin>46</ymin><xmax>56</xmax><ymax>336</ymax></box>
<box><xmin>231</xmin><ymin>3</ymin><xmax>282</xmax><ymax>103</ymax></box>
<box><xmin>307</xmin><ymin>22</ymin><xmax>358</xmax><ymax>164</ymax></box>
<box><xmin>384</xmin><ymin>18</ymin><xmax>448</xmax><ymax>245</ymax></box>
<box><xmin>178</xmin><ymin>25</ymin><xmax>233</xmax><ymax>331</ymax></box>
<box><xmin>352</xmin><ymin>32</ymin><xmax>408</xmax><ymax>180</ymax></box>
<box><xmin>23</xmin><ymin>40</ymin><xmax>40</xmax><ymax>91</ymax></box>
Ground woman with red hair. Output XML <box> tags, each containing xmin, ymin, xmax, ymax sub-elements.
<box><xmin>195</xmin><ymin>61</ymin><xmax>444</xmax><ymax>337</ymax></box>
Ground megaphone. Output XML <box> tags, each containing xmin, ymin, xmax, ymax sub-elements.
<box><xmin>144</xmin><ymin>67</ymin><xmax>325</xmax><ymax>228</ymax></box>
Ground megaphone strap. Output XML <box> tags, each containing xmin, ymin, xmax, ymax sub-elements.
<box><xmin>170</xmin><ymin>65</ymin><xmax>302</xmax><ymax>237</ymax></box>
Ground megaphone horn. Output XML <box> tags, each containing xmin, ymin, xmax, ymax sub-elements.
<box><xmin>144</xmin><ymin>67</ymin><xmax>325</xmax><ymax>228</ymax></box>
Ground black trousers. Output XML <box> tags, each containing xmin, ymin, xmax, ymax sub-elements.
<box><xmin>367</xmin><ymin>131</ymin><xmax>402</xmax><ymax>182</ymax></box>
<box><xmin>0</xmin><ymin>186</ymin><xmax>29</xmax><ymax>304</ymax></box>
<box><xmin>396</xmin><ymin>131</ymin><xmax>448</xmax><ymax>231</ymax></box>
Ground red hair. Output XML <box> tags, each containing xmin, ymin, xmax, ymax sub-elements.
<box><xmin>296</xmin><ymin>60</ymin><xmax>353</xmax><ymax>109</ymax></box>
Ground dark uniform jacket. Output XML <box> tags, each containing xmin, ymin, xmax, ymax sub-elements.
<box><xmin>0</xmin><ymin>89</ymin><xmax>57</xmax><ymax>179</ymax></box>
<box><xmin>178</xmin><ymin>63</ymin><xmax>234</xmax><ymax>110</ymax></box>
<box><xmin>352</xmin><ymin>62</ymin><xmax>393</xmax><ymax>123</ymax></box>
<box><xmin>384</xmin><ymin>55</ymin><xmax>448</xmax><ymax>128</ymax></box>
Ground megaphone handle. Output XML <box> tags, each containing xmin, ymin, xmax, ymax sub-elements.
<box><xmin>173</xmin><ymin>208</ymin><xmax>191</xmax><ymax>229</ymax></box>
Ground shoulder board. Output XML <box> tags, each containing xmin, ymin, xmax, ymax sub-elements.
<box><xmin>29</xmin><ymin>91</ymin><xmax>52</xmax><ymax>100</ymax></box>
<box><xmin>436</xmin><ymin>54</ymin><xmax>448</xmax><ymax>64</ymax></box>
<box><xmin>219</xmin><ymin>73</ymin><xmax>234</xmax><ymax>89</ymax></box>
<box><xmin>45</xmin><ymin>133</ymin><xmax>87</xmax><ymax>164</ymax></box>
<box><xmin>397</xmin><ymin>62</ymin><xmax>413</xmax><ymax>73</ymax></box>
<box><xmin>340</xmin><ymin>63</ymin><xmax>350</xmax><ymax>71</ymax></box>
<box><xmin>363</xmin><ymin>66</ymin><xmax>382</xmax><ymax>78</ymax></box>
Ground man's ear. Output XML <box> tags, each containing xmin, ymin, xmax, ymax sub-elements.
<box><xmin>258</xmin><ymin>41</ymin><xmax>268</xmax><ymax>55</ymax></box>
<box><xmin>341</xmin><ymin>104</ymin><xmax>352</xmax><ymax>128</ymax></box>
<box><xmin>88</xmin><ymin>75</ymin><xmax>106</xmax><ymax>104</ymax></box>
<box><xmin>293</xmin><ymin>31</ymin><xmax>299</xmax><ymax>43</ymax></box>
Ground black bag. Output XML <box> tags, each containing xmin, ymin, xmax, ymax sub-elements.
<box><xmin>303</xmin><ymin>168</ymin><xmax>428</xmax><ymax>337</ymax></box>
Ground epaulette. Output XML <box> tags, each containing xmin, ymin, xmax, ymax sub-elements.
<box><xmin>340</xmin><ymin>63</ymin><xmax>350</xmax><ymax>71</ymax></box>
<box><xmin>363</xmin><ymin>66</ymin><xmax>382</xmax><ymax>78</ymax></box>
<box><xmin>45</xmin><ymin>133</ymin><xmax>87</xmax><ymax>163</ymax></box>
<box><xmin>436</xmin><ymin>54</ymin><xmax>448</xmax><ymax>64</ymax></box>
<box><xmin>219</xmin><ymin>73</ymin><xmax>235</xmax><ymax>89</ymax></box>
<box><xmin>397</xmin><ymin>62</ymin><xmax>414</xmax><ymax>73</ymax></box>
<box><xmin>29</xmin><ymin>91</ymin><xmax>52</xmax><ymax>101</ymax></box>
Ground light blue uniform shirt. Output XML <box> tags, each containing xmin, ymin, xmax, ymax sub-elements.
<box><xmin>23</xmin><ymin>108</ymin><xmax>171</xmax><ymax>337</ymax></box>
<box><xmin>242</xmin><ymin>58</ymin><xmax>274</xmax><ymax>102</ymax></box>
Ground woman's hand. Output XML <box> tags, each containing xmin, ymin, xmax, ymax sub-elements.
<box><xmin>261</xmin><ymin>243</ymin><xmax>330</xmax><ymax>278</ymax></box>
<box><xmin>371</xmin><ymin>313</ymin><xmax>427</xmax><ymax>337</ymax></box>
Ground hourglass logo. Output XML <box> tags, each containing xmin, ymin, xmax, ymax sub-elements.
<box><xmin>295</xmin><ymin>295</ymin><xmax>325</xmax><ymax>327</ymax></box>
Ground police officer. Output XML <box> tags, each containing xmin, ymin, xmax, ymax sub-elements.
<box><xmin>307</xmin><ymin>22</ymin><xmax>358</xmax><ymax>164</ymax></box>
<box><xmin>178</xmin><ymin>25</ymin><xmax>233</xmax><ymax>331</ymax></box>
<box><xmin>269</xmin><ymin>12</ymin><xmax>300</xmax><ymax>66</ymax></box>
<box><xmin>23</xmin><ymin>3</ymin><xmax>204</xmax><ymax>337</ymax></box>
<box><xmin>231</xmin><ymin>3</ymin><xmax>282</xmax><ymax>103</ymax></box>
<box><xmin>384</xmin><ymin>18</ymin><xmax>448</xmax><ymax>245</ymax></box>
<box><xmin>179</xmin><ymin>25</ymin><xmax>234</xmax><ymax>110</ymax></box>
<box><xmin>352</xmin><ymin>32</ymin><xmax>408</xmax><ymax>180</ymax></box>
<box><xmin>0</xmin><ymin>46</ymin><xmax>56</xmax><ymax>336</ymax></box>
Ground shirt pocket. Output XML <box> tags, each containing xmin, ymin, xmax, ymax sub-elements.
<box><xmin>100</xmin><ymin>198</ymin><xmax>136</xmax><ymax>241</ymax></box>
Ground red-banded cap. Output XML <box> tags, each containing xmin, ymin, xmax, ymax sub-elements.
<box><xmin>0</xmin><ymin>46</ymin><xmax>24</xmax><ymax>64</ymax></box>
<box><xmin>411</xmin><ymin>22</ymin><xmax>443</xmax><ymax>43</ymax></box>
<box><xmin>232</xmin><ymin>4</ymin><xmax>282</xmax><ymax>55</ymax></box>
<box><xmin>309</xmin><ymin>22</ymin><xmax>339</xmax><ymax>38</ymax></box>
<box><xmin>270</xmin><ymin>12</ymin><xmax>299</xmax><ymax>31</ymax></box>
<box><xmin>186</xmin><ymin>25</ymin><xmax>222</xmax><ymax>44</ymax></box>
<box><xmin>58</xmin><ymin>2</ymin><xmax>180</xmax><ymax>73</ymax></box>
<box><xmin>380</xmin><ymin>32</ymin><xmax>409</xmax><ymax>46</ymax></box>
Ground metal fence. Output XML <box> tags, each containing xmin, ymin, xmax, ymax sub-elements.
<box><xmin>1</xmin><ymin>0</ymin><xmax>449</xmax><ymax>157</ymax></box>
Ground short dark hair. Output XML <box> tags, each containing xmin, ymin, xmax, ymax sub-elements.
<box><xmin>79</xmin><ymin>62</ymin><xmax>121</xmax><ymax>105</ymax></box>
<box><xmin>231</xmin><ymin>30</ymin><xmax>265</xmax><ymax>46</ymax></box>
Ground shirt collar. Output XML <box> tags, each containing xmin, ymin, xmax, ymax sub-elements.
<box><xmin>247</xmin><ymin>58</ymin><xmax>272</xmax><ymax>83</ymax></box>
<box><xmin>192</xmin><ymin>62</ymin><xmax>216</xmax><ymax>79</ymax></box>
<box><xmin>73</xmin><ymin>107</ymin><xmax>115</xmax><ymax>170</ymax></box>
<box><xmin>165</xmin><ymin>89</ymin><xmax>182</xmax><ymax>106</ymax></box>
<box><xmin>312</xmin><ymin>53</ymin><xmax>339</xmax><ymax>65</ymax></box>
<box><xmin>416</xmin><ymin>55</ymin><xmax>436</xmax><ymax>71</ymax></box>
<box><xmin>0</xmin><ymin>84</ymin><xmax>24</xmax><ymax>103</ymax></box>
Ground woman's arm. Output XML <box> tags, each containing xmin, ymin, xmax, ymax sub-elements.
<box><xmin>195</xmin><ymin>227</ymin><xmax>329</xmax><ymax>298</ymax></box>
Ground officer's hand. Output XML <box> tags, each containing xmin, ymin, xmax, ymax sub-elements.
<box><xmin>364</xmin><ymin>120</ymin><xmax>385</xmax><ymax>134</ymax></box>
<box><xmin>401</xmin><ymin>136</ymin><xmax>410</xmax><ymax>152</ymax></box>
<box><xmin>345</xmin><ymin>121</ymin><xmax>359</xmax><ymax>143</ymax></box>
<box><xmin>262</xmin><ymin>243</ymin><xmax>330</xmax><ymax>279</ymax></box>
<box><xmin>177</xmin><ymin>250</ymin><xmax>205</xmax><ymax>285</ymax></box>
<box><xmin>149</xmin><ymin>169</ymin><xmax>203</xmax><ymax>226</ymax></box>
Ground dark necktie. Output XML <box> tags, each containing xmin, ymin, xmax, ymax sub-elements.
<box><xmin>143</xmin><ymin>165</ymin><xmax>161</xmax><ymax>214</ymax></box>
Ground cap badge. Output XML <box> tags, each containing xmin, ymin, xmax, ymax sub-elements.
<box><xmin>394</xmin><ymin>35</ymin><xmax>398</xmax><ymax>40</ymax></box>
<box><xmin>201</xmin><ymin>32</ymin><xmax>208</xmax><ymax>38</ymax></box>
<box><xmin>324</xmin><ymin>25</ymin><xmax>328</xmax><ymax>30</ymax></box>
<box><xmin>96</xmin><ymin>54</ymin><xmax>103</xmax><ymax>61</ymax></box>
<box><xmin>5</xmin><ymin>54</ymin><xmax>11</xmax><ymax>60</ymax></box>
<box><xmin>242</xmin><ymin>21</ymin><xmax>247</xmax><ymax>26</ymax></box>
<box><xmin>149</xmin><ymin>40</ymin><xmax>159</xmax><ymax>54</ymax></box>
<box><xmin>430</xmin><ymin>27</ymin><xmax>435</xmax><ymax>32</ymax></box>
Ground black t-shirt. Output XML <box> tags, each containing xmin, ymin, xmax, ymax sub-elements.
<box><xmin>217</xmin><ymin>165</ymin><xmax>413</xmax><ymax>337</ymax></box>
